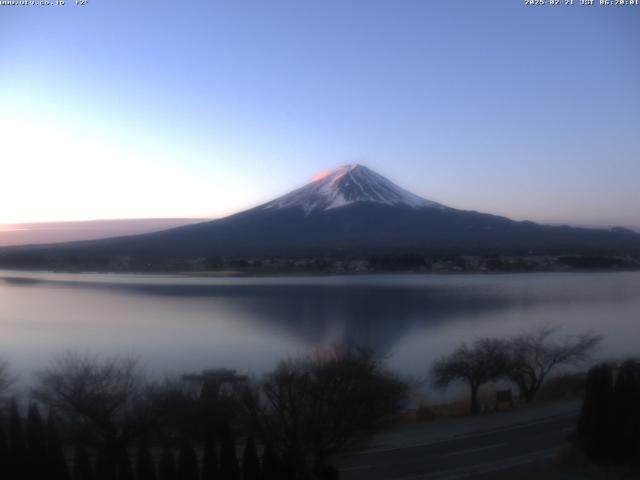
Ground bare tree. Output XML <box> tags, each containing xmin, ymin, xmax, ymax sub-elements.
<box><xmin>431</xmin><ymin>338</ymin><xmax>509</xmax><ymax>414</ymax></box>
<box><xmin>143</xmin><ymin>376</ymin><xmax>200</xmax><ymax>437</ymax></box>
<box><xmin>506</xmin><ymin>326</ymin><xmax>602</xmax><ymax>403</ymax></box>
<box><xmin>32</xmin><ymin>352</ymin><xmax>152</xmax><ymax>454</ymax></box>
<box><xmin>239</xmin><ymin>347</ymin><xmax>407</xmax><ymax>478</ymax></box>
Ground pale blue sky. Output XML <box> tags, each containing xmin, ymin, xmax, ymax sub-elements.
<box><xmin>1</xmin><ymin>0</ymin><xmax>639</xmax><ymax>228</ymax></box>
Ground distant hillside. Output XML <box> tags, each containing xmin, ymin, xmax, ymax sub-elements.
<box><xmin>1</xmin><ymin>165</ymin><xmax>639</xmax><ymax>271</ymax></box>
<box><xmin>0</xmin><ymin>218</ymin><xmax>203</xmax><ymax>247</ymax></box>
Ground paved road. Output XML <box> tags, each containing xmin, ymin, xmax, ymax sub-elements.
<box><xmin>338</xmin><ymin>410</ymin><xmax>585</xmax><ymax>480</ymax></box>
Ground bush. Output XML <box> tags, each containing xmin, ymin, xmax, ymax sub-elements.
<box><xmin>534</xmin><ymin>373</ymin><xmax>586</xmax><ymax>403</ymax></box>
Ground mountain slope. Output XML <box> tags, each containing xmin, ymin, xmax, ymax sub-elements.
<box><xmin>261</xmin><ymin>164</ymin><xmax>444</xmax><ymax>213</ymax></box>
<box><xmin>1</xmin><ymin>165</ymin><xmax>639</xmax><ymax>267</ymax></box>
<box><xmin>0</xmin><ymin>218</ymin><xmax>202</xmax><ymax>247</ymax></box>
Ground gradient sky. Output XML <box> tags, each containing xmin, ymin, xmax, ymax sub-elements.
<box><xmin>1</xmin><ymin>0</ymin><xmax>639</xmax><ymax>230</ymax></box>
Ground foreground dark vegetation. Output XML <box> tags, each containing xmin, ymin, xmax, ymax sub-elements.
<box><xmin>559</xmin><ymin>360</ymin><xmax>640</xmax><ymax>479</ymax></box>
<box><xmin>431</xmin><ymin>327</ymin><xmax>602</xmax><ymax>414</ymax></box>
<box><xmin>0</xmin><ymin>327</ymin><xmax>636</xmax><ymax>480</ymax></box>
<box><xmin>0</xmin><ymin>349</ymin><xmax>406</xmax><ymax>480</ymax></box>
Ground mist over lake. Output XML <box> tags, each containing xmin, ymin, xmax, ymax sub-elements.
<box><xmin>1</xmin><ymin>270</ymin><xmax>639</xmax><ymax>394</ymax></box>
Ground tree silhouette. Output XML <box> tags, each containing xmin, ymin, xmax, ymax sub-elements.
<box><xmin>506</xmin><ymin>327</ymin><xmax>601</xmax><ymax>403</ymax></box>
<box><xmin>432</xmin><ymin>338</ymin><xmax>509</xmax><ymax>414</ymax></box>
<box><xmin>33</xmin><ymin>353</ymin><xmax>153</xmax><ymax>459</ymax></box>
<box><xmin>73</xmin><ymin>445</ymin><xmax>95</xmax><ymax>480</ymax></box>
<box><xmin>239</xmin><ymin>348</ymin><xmax>406</xmax><ymax>476</ymax></box>
<box><xmin>0</xmin><ymin>359</ymin><xmax>15</xmax><ymax>400</ymax></box>
<box><xmin>241</xmin><ymin>438</ymin><xmax>259</xmax><ymax>480</ymax></box>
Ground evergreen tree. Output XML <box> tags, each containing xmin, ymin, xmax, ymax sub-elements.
<box><xmin>177</xmin><ymin>438</ymin><xmax>199</xmax><ymax>480</ymax></box>
<box><xmin>634</xmin><ymin>364</ymin><xmax>640</xmax><ymax>467</ymax></box>
<box><xmin>9</xmin><ymin>398</ymin><xmax>27</xmax><ymax>479</ymax></box>
<box><xmin>219</xmin><ymin>426</ymin><xmax>239</xmax><ymax>480</ymax></box>
<box><xmin>117</xmin><ymin>450</ymin><xmax>134</xmax><ymax>480</ymax></box>
<box><xmin>136</xmin><ymin>440</ymin><xmax>157</xmax><ymax>480</ymax></box>
<box><xmin>73</xmin><ymin>445</ymin><xmax>95</xmax><ymax>480</ymax></box>
<box><xmin>201</xmin><ymin>432</ymin><xmax>218</xmax><ymax>480</ymax></box>
<box><xmin>577</xmin><ymin>364</ymin><xmax>614</xmax><ymax>463</ymax></box>
<box><xmin>315</xmin><ymin>464</ymin><xmax>340</xmax><ymax>480</ymax></box>
<box><xmin>278</xmin><ymin>451</ymin><xmax>295</xmax><ymax>480</ymax></box>
<box><xmin>95</xmin><ymin>446</ymin><xmax>117</xmax><ymax>480</ymax></box>
<box><xmin>46</xmin><ymin>411</ymin><xmax>70</xmax><ymax>480</ymax></box>
<box><xmin>260</xmin><ymin>444</ymin><xmax>278</xmax><ymax>480</ymax></box>
<box><xmin>241</xmin><ymin>438</ymin><xmax>259</xmax><ymax>480</ymax></box>
<box><xmin>611</xmin><ymin>360</ymin><xmax>640</xmax><ymax>464</ymax></box>
<box><xmin>0</xmin><ymin>424</ymin><xmax>10</xmax><ymax>478</ymax></box>
<box><xmin>27</xmin><ymin>403</ymin><xmax>47</xmax><ymax>479</ymax></box>
<box><xmin>158</xmin><ymin>445</ymin><xmax>177</xmax><ymax>480</ymax></box>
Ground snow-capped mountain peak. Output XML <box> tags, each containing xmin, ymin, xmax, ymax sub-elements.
<box><xmin>262</xmin><ymin>164</ymin><xmax>444</xmax><ymax>214</ymax></box>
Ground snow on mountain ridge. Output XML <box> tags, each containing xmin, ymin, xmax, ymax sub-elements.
<box><xmin>262</xmin><ymin>164</ymin><xmax>445</xmax><ymax>214</ymax></box>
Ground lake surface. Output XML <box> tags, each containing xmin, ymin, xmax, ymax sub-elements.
<box><xmin>1</xmin><ymin>270</ymin><xmax>639</xmax><ymax>395</ymax></box>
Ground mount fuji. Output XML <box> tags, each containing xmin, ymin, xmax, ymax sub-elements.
<box><xmin>1</xmin><ymin>164</ymin><xmax>639</xmax><ymax>267</ymax></box>
<box><xmin>261</xmin><ymin>164</ymin><xmax>444</xmax><ymax>214</ymax></box>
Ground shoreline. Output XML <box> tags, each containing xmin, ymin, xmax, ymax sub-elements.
<box><xmin>1</xmin><ymin>266</ymin><xmax>640</xmax><ymax>281</ymax></box>
<box><xmin>181</xmin><ymin>266</ymin><xmax>640</xmax><ymax>277</ymax></box>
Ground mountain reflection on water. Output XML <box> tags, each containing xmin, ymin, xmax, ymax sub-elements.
<box><xmin>1</xmin><ymin>271</ymin><xmax>639</xmax><ymax>392</ymax></box>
